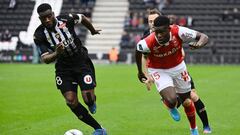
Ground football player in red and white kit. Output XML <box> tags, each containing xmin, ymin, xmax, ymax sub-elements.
<box><xmin>136</xmin><ymin>16</ymin><xmax>208</xmax><ymax>135</ymax></box>
<box><xmin>142</xmin><ymin>9</ymin><xmax>211</xmax><ymax>134</ymax></box>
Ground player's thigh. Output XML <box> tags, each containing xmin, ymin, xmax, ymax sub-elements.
<box><xmin>189</xmin><ymin>75</ymin><xmax>196</xmax><ymax>89</ymax></box>
<box><xmin>148</xmin><ymin>69</ymin><xmax>174</xmax><ymax>92</ymax></box>
<box><xmin>77</xmin><ymin>70</ymin><xmax>96</xmax><ymax>91</ymax></box>
<box><xmin>173</xmin><ymin>70</ymin><xmax>191</xmax><ymax>94</ymax></box>
<box><xmin>160</xmin><ymin>86</ymin><xmax>177</xmax><ymax>101</ymax></box>
<box><xmin>55</xmin><ymin>71</ymin><xmax>78</xmax><ymax>94</ymax></box>
<box><xmin>190</xmin><ymin>89</ymin><xmax>199</xmax><ymax>102</ymax></box>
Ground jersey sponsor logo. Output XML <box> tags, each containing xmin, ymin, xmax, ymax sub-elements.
<box><xmin>153</xmin><ymin>46</ymin><xmax>180</xmax><ymax>58</ymax></box>
<box><xmin>62</xmin><ymin>37</ymin><xmax>74</xmax><ymax>47</ymax></box>
<box><xmin>84</xmin><ymin>75</ymin><xmax>92</xmax><ymax>84</ymax></box>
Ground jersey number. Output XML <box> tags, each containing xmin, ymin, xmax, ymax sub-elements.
<box><xmin>56</xmin><ymin>76</ymin><xmax>63</xmax><ymax>85</ymax></box>
<box><xmin>153</xmin><ymin>72</ymin><xmax>160</xmax><ymax>80</ymax></box>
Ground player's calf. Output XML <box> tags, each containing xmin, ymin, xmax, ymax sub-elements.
<box><xmin>183</xmin><ymin>99</ymin><xmax>197</xmax><ymax>130</ymax></box>
<box><xmin>83</xmin><ymin>92</ymin><xmax>97</xmax><ymax>114</ymax></box>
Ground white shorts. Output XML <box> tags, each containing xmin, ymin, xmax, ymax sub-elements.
<box><xmin>148</xmin><ymin>61</ymin><xmax>191</xmax><ymax>93</ymax></box>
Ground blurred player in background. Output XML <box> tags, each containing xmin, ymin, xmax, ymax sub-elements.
<box><xmin>141</xmin><ymin>9</ymin><xmax>211</xmax><ymax>134</ymax></box>
<box><xmin>33</xmin><ymin>3</ymin><xmax>107</xmax><ymax>135</ymax></box>
<box><xmin>136</xmin><ymin>15</ymin><xmax>209</xmax><ymax>135</ymax></box>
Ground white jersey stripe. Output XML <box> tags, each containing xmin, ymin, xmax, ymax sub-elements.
<box><xmin>43</xmin><ymin>29</ymin><xmax>54</xmax><ymax>46</ymax></box>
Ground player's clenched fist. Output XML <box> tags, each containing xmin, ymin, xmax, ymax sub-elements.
<box><xmin>138</xmin><ymin>72</ymin><xmax>147</xmax><ymax>83</ymax></box>
<box><xmin>56</xmin><ymin>43</ymin><xmax>65</xmax><ymax>55</ymax></box>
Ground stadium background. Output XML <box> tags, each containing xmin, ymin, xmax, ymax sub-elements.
<box><xmin>0</xmin><ymin>0</ymin><xmax>240</xmax><ymax>64</ymax></box>
<box><xmin>0</xmin><ymin>0</ymin><xmax>240</xmax><ymax>135</ymax></box>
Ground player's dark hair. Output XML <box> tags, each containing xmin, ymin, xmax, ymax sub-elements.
<box><xmin>153</xmin><ymin>16</ymin><xmax>170</xmax><ymax>27</ymax></box>
<box><xmin>37</xmin><ymin>3</ymin><xmax>52</xmax><ymax>14</ymax></box>
<box><xmin>148</xmin><ymin>8</ymin><xmax>162</xmax><ymax>16</ymax></box>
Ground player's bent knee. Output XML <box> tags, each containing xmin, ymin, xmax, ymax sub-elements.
<box><xmin>164</xmin><ymin>97</ymin><xmax>177</xmax><ymax>108</ymax></box>
<box><xmin>65</xmin><ymin>97</ymin><xmax>78</xmax><ymax>108</ymax></box>
<box><xmin>182</xmin><ymin>98</ymin><xmax>192</xmax><ymax>107</ymax></box>
<box><xmin>190</xmin><ymin>91</ymin><xmax>199</xmax><ymax>102</ymax></box>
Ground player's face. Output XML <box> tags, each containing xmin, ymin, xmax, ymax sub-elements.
<box><xmin>154</xmin><ymin>25</ymin><xmax>170</xmax><ymax>44</ymax></box>
<box><xmin>148</xmin><ymin>14</ymin><xmax>159</xmax><ymax>30</ymax></box>
<box><xmin>39</xmin><ymin>9</ymin><xmax>56</xmax><ymax>29</ymax></box>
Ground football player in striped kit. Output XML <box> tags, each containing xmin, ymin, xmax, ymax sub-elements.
<box><xmin>33</xmin><ymin>3</ymin><xmax>106</xmax><ymax>135</ymax></box>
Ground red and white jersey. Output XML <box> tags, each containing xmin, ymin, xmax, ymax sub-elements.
<box><xmin>136</xmin><ymin>25</ymin><xmax>197</xmax><ymax>69</ymax></box>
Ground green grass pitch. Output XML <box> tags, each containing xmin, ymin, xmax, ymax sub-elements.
<box><xmin>0</xmin><ymin>64</ymin><xmax>240</xmax><ymax>135</ymax></box>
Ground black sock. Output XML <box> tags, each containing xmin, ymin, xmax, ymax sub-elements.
<box><xmin>176</xmin><ymin>96</ymin><xmax>182</xmax><ymax>108</ymax></box>
<box><xmin>70</xmin><ymin>103</ymin><xmax>101</xmax><ymax>129</ymax></box>
<box><xmin>194</xmin><ymin>99</ymin><xmax>209</xmax><ymax>128</ymax></box>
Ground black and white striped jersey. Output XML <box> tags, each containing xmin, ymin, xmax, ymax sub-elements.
<box><xmin>33</xmin><ymin>13</ymin><xmax>88</xmax><ymax>65</ymax></box>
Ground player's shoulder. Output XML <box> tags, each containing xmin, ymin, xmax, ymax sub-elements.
<box><xmin>170</xmin><ymin>24</ymin><xmax>180</xmax><ymax>32</ymax></box>
<box><xmin>57</xmin><ymin>14</ymin><xmax>78</xmax><ymax>26</ymax></box>
<box><xmin>145</xmin><ymin>32</ymin><xmax>155</xmax><ymax>43</ymax></box>
<box><xmin>57</xmin><ymin>14</ymin><xmax>70</xmax><ymax>20</ymax></box>
<box><xmin>56</xmin><ymin>14</ymin><xmax>73</xmax><ymax>24</ymax></box>
<box><xmin>57</xmin><ymin>14</ymin><xmax>79</xmax><ymax>21</ymax></box>
<box><xmin>34</xmin><ymin>25</ymin><xmax>45</xmax><ymax>39</ymax></box>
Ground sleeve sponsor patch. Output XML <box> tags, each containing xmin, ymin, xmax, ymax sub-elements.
<box><xmin>137</xmin><ymin>40</ymin><xmax>150</xmax><ymax>53</ymax></box>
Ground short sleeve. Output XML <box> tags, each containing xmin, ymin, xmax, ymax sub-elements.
<box><xmin>136</xmin><ymin>40</ymin><xmax>150</xmax><ymax>53</ymax></box>
<box><xmin>178</xmin><ymin>26</ymin><xmax>197</xmax><ymax>43</ymax></box>
<box><xmin>33</xmin><ymin>34</ymin><xmax>50</xmax><ymax>56</ymax></box>
<box><xmin>68</xmin><ymin>13</ymin><xmax>82</xmax><ymax>24</ymax></box>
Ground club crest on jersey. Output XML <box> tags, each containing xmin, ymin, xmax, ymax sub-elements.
<box><xmin>153</xmin><ymin>45</ymin><xmax>161</xmax><ymax>53</ymax></box>
<box><xmin>84</xmin><ymin>75</ymin><xmax>92</xmax><ymax>84</ymax></box>
<box><xmin>55</xmin><ymin>33</ymin><xmax>61</xmax><ymax>39</ymax></box>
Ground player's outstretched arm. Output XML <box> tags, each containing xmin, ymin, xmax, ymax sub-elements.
<box><xmin>190</xmin><ymin>32</ymin><xmax>208</xmax><ymax>49</ymax></box>
<box><xmin>81</xmin><ymin>14</ymin><xmax>101</xmax><ymax>35</ymax></box>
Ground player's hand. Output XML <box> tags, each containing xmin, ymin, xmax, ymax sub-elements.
<box><xmin>138</xmin><ymin>72</ymin><xmax>154</xmax><ymax>91</ymax></box>
<box><xmin>142</xmin><ymin>76</ymin><xmax>154</xmax><ymax>91</ymax></box>
<box><xmin>189</xmin><ymin>42</ymin><xmax>203</xmax><ymax>50</ymax></box>
<box><xmin>138</xmin><ymin>72</ymin><xmax>147</xmax><ymax>83</ymax></box>
<box><xmin>56</xmin><ymin>43</ymin><xmax>65</xmax><ymax>55</ymax></box>
<box><xmin>91</xmin><ymin>29</ymin><xmax>101</xmax><ymax>35</ymax></box>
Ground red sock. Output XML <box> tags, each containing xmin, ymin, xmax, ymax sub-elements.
<box><xmin>184</xmin><ymin>101</ymin><xmax>196</xmax><ymax>129</ymax></box>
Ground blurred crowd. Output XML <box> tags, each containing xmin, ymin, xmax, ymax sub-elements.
<box><xmin>0</xmin><ymin>29</ymin><xmax>12</xmax><ymax>42</ymax></box>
